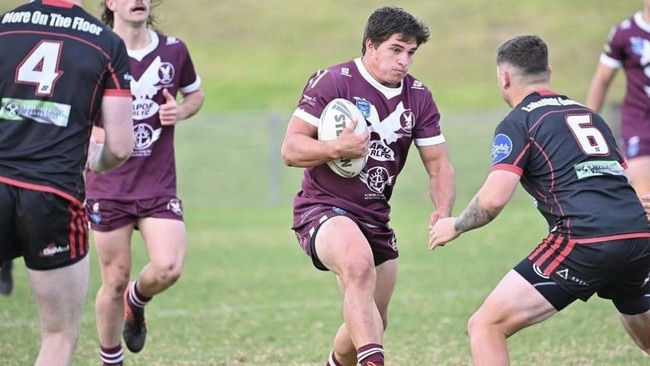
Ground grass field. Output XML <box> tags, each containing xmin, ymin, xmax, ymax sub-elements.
<box><xmin>2</xmin><ymin>113</ymin><xmax>649</xmax><ymax>365</ymax></box>
<box><xmin>1</xmin><ymin>1</ymin><xmax>650</xmax><ymax>365</ymax></box>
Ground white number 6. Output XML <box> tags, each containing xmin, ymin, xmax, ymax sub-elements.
<box><xmin>566</xmin><ymin>114</ymin><xmax>609</xmax><ymax>156</ymax></box>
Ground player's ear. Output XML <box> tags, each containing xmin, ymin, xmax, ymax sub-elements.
<box><xmin>104</xmin><ymin>0</ymin><xmax>115</xmax><ymax>11</ymax></box>
<box><xmin>496</xmin><ymin>65</ymin><xmax>509</xmax><ymax>90</ymax></box>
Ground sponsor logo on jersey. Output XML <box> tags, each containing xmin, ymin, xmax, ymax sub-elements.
<box><xmin>131</xmin><ymin>123</ymin><xmax>161</xmax><ymax>157</ymax></box>
<box><xmin>0</xmin><ymin>98</ymin><xmax>70</xmax><ymax>127</ymax></box>
<box><xmin>359</xmin><ymin>166</ymin><xmax>395</xmax><ymax>195</ymax></box>
<box><xmin>491</xmin><ymin>133</ymin><xmax>513</xmax><ymax>164</ymax></box>
<box><xmin>574</xmin><ymin>160</ymin><xmax>624</xmax><ymax>179</ymax></box>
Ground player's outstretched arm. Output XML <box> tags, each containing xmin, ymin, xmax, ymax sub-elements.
<box><xmin>429</xmin><ymin>170</ymin><xmax>519</xmax><ymax>250</ymax></box>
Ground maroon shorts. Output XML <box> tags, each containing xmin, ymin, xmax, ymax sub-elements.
<box><xmin>620</xmin><ymin>135</ymin><xmax>650</xmax><ymax>160</ymax></box>
<box><xmin>0</xmin><ymin>183</ymin><xmax>88</xmax><ymax>270</ymax></box>
<box><xmin>292</xmin><ymin>205</ymin><xmax>398</xmax><ymax>271</ymax></box>
<box><xmin>85</xmin><ymin>196</ymin><xmax>184</xmax><ymax>232</ymax></box>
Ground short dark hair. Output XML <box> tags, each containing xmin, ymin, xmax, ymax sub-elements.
<box><xmin>496</xmin><ymin>35</ymin><xmax>548</xmax><ymax>75</ymax></box>
<box><xmin>361</xmin><ymin>6</ymin><xmax>430</xmax><ymax>55</ymax></box>
<box><xmin>99</xmin><ymin>0</ymin><xmax>162</xmax><ymax>29</ymax></box>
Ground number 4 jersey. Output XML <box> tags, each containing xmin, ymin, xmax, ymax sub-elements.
<box><xmin>490</xmin><ymin>90</ymin><xmax>650</xmax><ymax>239</ymax></box>
<box><xmin>0</xmin><ymin>0</ymin><xmax>131</xmax><ymax>203</ymax></box>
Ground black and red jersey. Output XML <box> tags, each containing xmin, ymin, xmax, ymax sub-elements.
<box><xmin>491</xmin><ymin>90</ymin><xmax>650</xmax><ymax>240</ymax></box>
<box><xmin>0</xmin><ymin>0</ymin><xmax>131</xmax><ymax>203</ymax></box>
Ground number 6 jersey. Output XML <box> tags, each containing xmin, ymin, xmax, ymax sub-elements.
<box><xmin>491</xmin><ymin>90</ymin><xmax>650</xmax><ymax>239</ymax></box>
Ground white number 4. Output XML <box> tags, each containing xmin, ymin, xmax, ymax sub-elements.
<box><xmin>566</xmin><ymin>114</ymin><xmax>609</xmax><ymax>156</ymax></box>
<box><xmin>16</xmin><ymin>41</ymin><xmax>63</xmax><ymax>96</ymax></box>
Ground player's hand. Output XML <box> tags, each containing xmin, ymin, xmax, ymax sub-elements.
<box><xmin>159</xmin><ymin>88</ymin><xmax>179</xmax><ymax>126</ymax></box>
<box><xmin>86</xmin><ymin>136</ymin><xmax>104</xmax><ymax>172</ymax></box>
<box><xmin>428</xmin><ymin>217</ymin><xmax>460</xmax><ymax>250</ymax></box>
<box><xmin>429</xmin><ymin>210</ymin><xmax>449</xmax><ymax>227</ymax></box>
<box><xmin>640</xmin><ymin>194</ymin><xmax>650</xmax><ymax>224</ymax></box>
<box><xmin>332</xmin><ymin>119</ymin><xmax>369</xmax><ymax>159</ymax></box>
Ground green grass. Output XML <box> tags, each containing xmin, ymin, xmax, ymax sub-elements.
<box><xmin>1</xmin><ymin>1</ymin><xmax>649</xmax><ymax>365</ymax></box>
<box><xmin>2</xmin><ymin>113</ymin><xmax>649</xmax><ymax>365</ymax></box>
<box><xmin>1</xmin><ymin>0</ymin><xmax>636</xmax><ymax>112</ymax></box>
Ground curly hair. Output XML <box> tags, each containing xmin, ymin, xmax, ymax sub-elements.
<box><xmin>99</xmin><ymin>0</ymin><xmax>163</xmax><ymax>29</ymax></box>
<box><xmin>361</xmin><ymin>6</ymin><xmax>430</xmax><ymax>55</ymax></box>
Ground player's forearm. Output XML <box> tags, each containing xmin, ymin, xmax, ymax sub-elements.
<box><xmin>429</xmin><ymin>163</ymin><xmax>456</xmax><ymax>216</ymax></box>
<box><xmin>178</xmin><ymin>90</ymin><xmax>204</xmax><ymax>121</ymax></box>
<box><xmin>453</xmin><ymin>194</ymin><xmax>502</xmax><ymax>234</ymax></box>
<box><xmin>281</xmin><ymin>136</ymin><xmax>340</xmax><ymax>167</ymax></box>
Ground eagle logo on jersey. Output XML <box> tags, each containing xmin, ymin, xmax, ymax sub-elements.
<box><xmin>364</xmin><ymin>101</ymin><xmax>413</xmax><ymax>163</ymax></box>
<box><xmin>158</xmin><ymin>62</ymin><xmax>175</xmax><ymax>85</ymax></box>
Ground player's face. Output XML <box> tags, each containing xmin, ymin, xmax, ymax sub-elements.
<box><xmin>364</xmin><ymin>34</ymin><xmax>418</xmax><ymax>88</ymax></box>
<box><xmin>106</xmin><ymin>0</ymin><xmax>151</xmax><ymax>26</ymax></box>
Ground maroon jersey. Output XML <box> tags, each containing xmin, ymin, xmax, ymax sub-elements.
<box><xmin>86</xmin><ymin>30</ymin><xmax>201</xmax><ymax>200</ymax></box>
<box><xmin>292</xmin><ymin>58</ymin><xmax>444</xmax><ymax>226</ymax></box>
<box><xmin>492</xmin><ymin>90</ymin><xmax>650</xmax><ymax>240</ymax></box>
<box><xmin>600</xmin><ymin>11</ymin><xmax>650</xmax><ymax>153</ymax></box>
<box><xmin>0</xmin><ymin>0</ymin><xmax>131</xmax><ymax>203</ymax></box>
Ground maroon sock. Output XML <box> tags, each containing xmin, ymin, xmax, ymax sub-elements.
<box><xmin>100</xmin><ymin>344</ymin><xmax>123</xmax><ymax>366</ymax></box>
<box><xmin>129</xmin><ymin>280</ymin><xmax>152</xmax><ymax>309</ymax></box>
<box><xmin>357</xmin><ymin>343</ymin><xmax>384</xmax><ymax>366</ymax></box>
<box><xmin>326</xmin><ymin>350</ymin><xmax>344</xmax><ymax>366</ymax></box>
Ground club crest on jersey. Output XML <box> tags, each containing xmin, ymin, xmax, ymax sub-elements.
<box><xmin>355</xmin><ymin>99</ymin><xmax>371</xmax><ymax>119</ymax></box>
<box><xmin>158</xmin><ymin>62</ymin><xmax>175</xmax><ymax>85</ymax></box>
<box><xmin>491</xmin><ymin>133</ymin><xmax>513</xmax><ymax>164</ymax></box>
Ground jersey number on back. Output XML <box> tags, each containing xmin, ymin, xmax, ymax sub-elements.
<box><xmin>16</xmin><ymin>41</ymin><xmax>63</xmax><ymax>97</ymax></box>
<box><xmin>566</xmin><ymin>114</ymin><xmax>609</xmax><ymax>156</ymax></box>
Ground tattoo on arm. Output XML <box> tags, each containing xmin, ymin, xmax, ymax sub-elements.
<box><xmin>453</xmin><ymin>196</ymin><xmax>500</xmax><ymax>233</ymax></box>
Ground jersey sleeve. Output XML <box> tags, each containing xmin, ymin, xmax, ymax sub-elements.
<box><xmin>600</xmin><ymin>23</ymin><xmax>625</xmax><ymax>68</ymax></box>
<box><xmin>177</xmin><ymin>41</ymin><xmax>201</xmax><ymax>94</ymax></box>
<box><xmin>490</xmin><ymin>116</ymin><xmax>530</xmax><ymax>176</ymax></box>
<box><xmin>413</xmin><ymin>87</ymin><xmax>443</xmax><ymax>146</ymax></box>
<box><xmin>103</xmin><ymin>37</ymin><xmax>132</xmax><ymax>97</ymax></box>
<box><xmin>292</xmin><ymin>69</ymin><xmax>339</xmax><ymax>127</ymax></box>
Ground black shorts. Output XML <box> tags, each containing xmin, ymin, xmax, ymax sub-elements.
<box><xmin>515</xmin><ymin>233</ymin><xmax>650</xmax><ymax>315</ymax></box>
<box><xmin>0</xmin><ymin>183</ymin><xmax>88</xmax><ymax>270</ymax></box>
<box><xmin>292</xmin><ymin>205</ymin><xmax>398</xmax><ymax>271</ymax></box>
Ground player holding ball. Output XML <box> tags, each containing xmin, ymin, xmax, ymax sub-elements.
<box><xmin>281</xmin><ymin>6</ymin><xmax>455</xmax><ymax>366</ymax></box>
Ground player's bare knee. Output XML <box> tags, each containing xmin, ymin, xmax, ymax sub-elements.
<box><xmin>153</xmin><ymin>264</ymin><xmax>182</xmax><ymax>286</ymax></box>
<box><xmin>340</xmin><ymin>260</ymin><xmax>375</xmax><ymax>289</ymax></box>
<box><xmin>103</xmin><ymin>273</ymin><xmax>130</xmax><ymax>296</ymax></box>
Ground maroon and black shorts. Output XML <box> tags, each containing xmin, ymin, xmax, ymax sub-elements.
<box><xmin>292</xmin><ymin>204</ymin><xmax>398</xmax><ymax>271</ymax></box>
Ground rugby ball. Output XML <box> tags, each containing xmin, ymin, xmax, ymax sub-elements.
<box><xmin>318</xmin><ymin>98</ymin><xmax>368</xmax><ymax>178</ymax></box>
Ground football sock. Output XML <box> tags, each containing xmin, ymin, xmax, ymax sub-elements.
<box><xmin>326</xmin><ymin>350</ymin><xmax>343</xmax><ymax>366</ymax></box>
<box><xmin>100</xmin><ymin>344</ymin><xmax>124</xmax><ymax>366</ymax></box>
<box><xmin>357</xmin><ymin>343</ymin><xmax>384</xmax><ymax>366</ymax></box>
<box><xmin>128</xmin><ymin>280</ymin><xmax>152</xmax><ymax>310</ymax></box>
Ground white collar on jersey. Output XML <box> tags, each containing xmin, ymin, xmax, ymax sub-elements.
<box><xmin>354</xmin><ymin>57</ymin><xmax>403</xmax><ymax>99</ymax></box>
<box><xmin>127</xmin><ymin>29</ymin><xmax>159</xmax><ymax>62</ymax></box>
<box><xmin>633</xmin><ymin>11</ymin><xmax>650</xmax><ymax>33</ymax></box>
